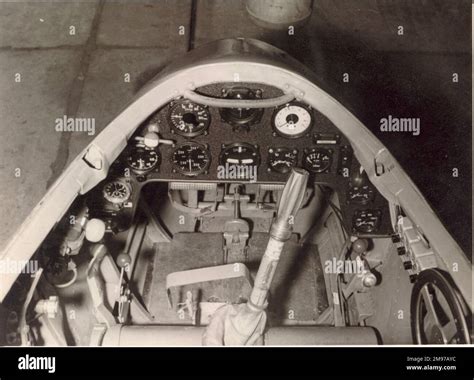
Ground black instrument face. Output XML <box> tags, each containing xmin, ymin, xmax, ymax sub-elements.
<box><xmin>171</xmin><ymin>142</ymin><xmax>211</xmax><ymax>176</ymax></box>
<box><xmin>220</xmin><ymin>142</ymin><xmax>260</xmax><ymax>167</ymax></box>
<box><xmin>126</xmin><ymin>146</ymin><xmax>160</xmax><ymax>174</ymax></box>
<box><xmin>169</xmin><ymin>100</ymin><xmax>211</xmax><ymax>137</ymax></box>
<box><xmin>353</xmin><ymin>209</ymin><xmax>382</xmax><ymax>233</ymax></box>
<box><xmin>303</xmin><ymin>147</ymin><xmax>332</xmax><ymax>173</ymax></box>
<box><xmin>267</xmin><ymin>147</ymin><xmax>298</xmax><ymax>174</ymax></box>
<box><xmin>102</xmin><ymin>180</ymin><xmax>131</xmax><ymax>204</ymax></box>
<box><xmin>348</xmin><ymin>184</ymin><xmax>375</xmax><ymax>204</ymax></box>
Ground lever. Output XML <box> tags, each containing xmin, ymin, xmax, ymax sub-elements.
<box><xmin>134</xmin><ymin>132</ymin><xmax>175</xmax><ymax>148</ymax></box>
<box><xmin>249</xmin><ymin>167</ymin><xmax>309</xmax><ymax>308</ymax></box>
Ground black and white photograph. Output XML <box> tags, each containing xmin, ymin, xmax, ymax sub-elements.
<box><xmin>0</xmin><ymin>0</ymin><xmax>472</xmax><ymax>377</ymax></box>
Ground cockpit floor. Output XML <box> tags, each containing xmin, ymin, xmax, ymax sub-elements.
<box><xmin>147</xmin><ymin>232</ymin><xmax>328</xmax><ymax>326</ymax></box>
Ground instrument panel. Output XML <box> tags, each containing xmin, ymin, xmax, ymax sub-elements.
<box><xmin>108</xmin><ymin>83</ymin><xmax>393</xmax><ymax>236</ymax></box>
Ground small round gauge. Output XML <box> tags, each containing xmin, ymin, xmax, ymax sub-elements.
<box><xmin>171</xmin><ymin>142</ymin><xmax>211</xmax><ymax>176</ymax></box>
<box><xmin>268</xmin><ymin>147</ymin><xmax>298</xmax><ymax>174</ymax></box>
<box><xmin>272</xmin><ymin>102</ymin><xmax>313</xmax><ymax>138</ymax></box>
<box><xmin>303</xmin><ymin>148</ymin><xmax>332</xmax><ymax>173</ymax></box>
<box><xmin>169</xmin><ymin>100</ymin><xmax>211</xmax><ymax>137</ymax></box>
<box><xmin>353</xmin><ymin>209</ymin><xmax>382</xmax><ymax>234</ymax></box>
<box><xmin>348</xmin><ymin>184</ymin><xmax>375</xmax><ymax>204</ymax></box>
<box><xmin>220</xmin><ymin>143</ymin><xmax>260</xmax><ymax>167</ymax></box>
<box><xmin>103</xmin><ymin>180</ymin><xmax>131</xmax><ymax>204</ymax></box>
<box><xmin>126</xmin><ymin>146</ymin><xmax>160</xmax><ymax>174</ymax></box>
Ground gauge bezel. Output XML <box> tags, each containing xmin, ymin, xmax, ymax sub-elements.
<box><xmin>352</xmin><ymin>209</ymin><xmax>382</xmax><ymax>234</ymax></box>
<box><xmin>267</xmin><ymin>147</ymin><xmax>298</xmax><ymax>174</ymax></box>
<box><xmin>171</xmin><ymin>141</ymin><xmax>211</xmax><ymax>177</ymax></box>
<box><xmin>102</xmin><ymin>179</ymin><xmax>132</xmax><ymax>205</ymax></box>
<box><xmin>347</xmin><ymin>184</ymin><xmax>376</xmax><ymax>205</ymax></box>
<box><xmin>219</xmin><ymin>142</ymin><xmax>261</xmax><ymax>167</ymax></box>
<box><xmin>302</xmin><ymin>147</ymin><xmax>333</xmax><ymax>173</ymax></box>
<box><xmin>219</xmin><ymin>87</ymin><xmax>264</xmax><ymax>129</ymax></box>
<box><xmin>125</xmin><ymin>146</ymin><xmax>161</xmax><ymax>174</ymax></box>
<box><xmin>168</xmin><ymin>99</ymin><xmax>211</xmax><ymax>138</ymax></box>
<box><xmin>271</xmin><ymin>101</ymin><xmax>314</xmax><ymax>139</ymax></box>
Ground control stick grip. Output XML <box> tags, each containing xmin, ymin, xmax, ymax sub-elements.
<box><xmin>270</xmin><ymin>168</ymin><xmax>309</xmax><ymax>241</ymax></box>
<box><xmin>249</xmin><ymin>168</ymin><xmax>308</xmax><ymax>308</ymax></box>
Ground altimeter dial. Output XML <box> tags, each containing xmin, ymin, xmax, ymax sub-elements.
<box><xmin>169</xmin><ymin>100</ymin><xmax>211</xmax><ymax>137</ymax></box>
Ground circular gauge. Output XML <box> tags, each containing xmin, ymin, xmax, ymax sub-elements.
<box><xmin>268</xmin><ymin>147</ymin><xmax>298</xmax><ymax>174</ymax></box>
<box><xmin>126</xmin><ymin>146</ymin><xmax>160</xmax><ymax>174</ymax></box>
<box><xmin>169</xmin><ymin>100</ymin><xmax>211</xmax><ymax>137</ymax></box>
<box><xmin>220</xmin><ymin>142</ymin><xmax>260</xmax><ymax>168</ymax></box>
<box><xmin>303</xmin><ymin>148</ymin><xmax>332</xmax><ymax>173</ymax></box>
<box><xmin>348</xmin><ymin>184</ymin><xmax>375</xmax><ymax>204</ymax></box>
<box><xmin>219</xmin><ymin>87</ymin><xmax>263</xmax><ymax>129</ymax></box>
<box><xmin>102</xmin><ymin>180</ymin><xmax>131</xmax><ymax>204</ymax></box>
<box><xmin>272</xmin><ymin>102</ymin><xmax>313</xmax><ymax>138</ymax></box>
<box><xmin>353</xmin><ymin>209</ymin><xmax>382</xmax><ymax>234</ymax></box>
<box><xmin>171</xmin><ymin>142</ymin><xmax>211</xmax><ymax>177</ymax></box>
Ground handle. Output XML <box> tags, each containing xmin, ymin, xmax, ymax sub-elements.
<box><xmin>183</xmin><ymin>89</ymin><xmax>295</xmax><ymax>109</ymax></box>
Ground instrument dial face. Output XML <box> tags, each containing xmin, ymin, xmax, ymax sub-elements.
<box><xmin>272</xmin><ymin>103</ymin><xmax>313</xmax><ymax>138</ymax></box>
<box><xmin>219</xmin><ymin>87</ymin><xmax>263</xmax><ymax>128</ymax></box>
<box><xmin>303</xmin><ymin>148</ymin><xmax>332</xmax><ymax>173</ymax></box>
<box><xmin>220</xmin><ymin>143</ymin><xmax>260</xmax><ymax>167</ymax></box>
<box><xmin>268</xmin><ymin>147</ymin><xmax>298</xmax><ymax>174</ymax></box>
<box><xmin>171</xmin><ymin>142</ymin><xmax>211</xmax><ymax>176</ymax></box>
<box><xmin>353</xmin><ymin>209</ymin><xmax>382</xmax><ymax>234</ymax></box>
<box><xmin>103</xmin><ymin>180</ymin><xmax>131</xmax><ymax>204</ymax></box>
<box><xmin>169</xmin><ymin>100</ymin><xmax>211</xmax><ymax>137</ymax></box>
<box><xmin>348</xmin><ymin>184</ymin><xmax>375</xmax><ymax>204</ymax></box>
<box><xmin>126</xmin><ymin>146</ymin><xmax>160</xmax><ymax>173</ymax></box>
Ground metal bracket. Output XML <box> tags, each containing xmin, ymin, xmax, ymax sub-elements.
<box><xmin>223</xmin><ymin>187</ymin><xmax>250</xmax><ymax>263</ymax></box>
<box><xmin>395</xmin><ymin>216</ymin><xmax>437</xmax><ymax>277</ymax></box>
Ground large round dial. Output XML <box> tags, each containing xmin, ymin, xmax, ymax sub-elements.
<box><xmin>220</xmin><ymin>143</ymin><xmax>260</xmax><ymax>167</ymax></box>
<box><xmin>272</xmin><ymin>102</ymin><xmax>313</xmax><ymax>138</ymax></box>
<box><xmin>303</xmin><ymin>148</ymin><xmax>332</xmax><ymax>173</ymax></box>
<box><xmin>103</xmin><ymin>180</ymin><xmax>131</xmax><ymax>204</ymax></box>
<box><xmin>267</xmin><ymin>147</ymin><xmax>298</xmax><ymax>174</ymax></box>
<box><xmin>126</xmin><ymin>146</ymin><xmax>160</xmax><ymax>174</ymax></box>
<box><xmin>169</xmin><ymin>100</ymin><xmax>211</xmax><ymax>137</ymax></box>
<box><xmin>171</xmin><ymin>142</ymin><xmax>211</xmax><ymax>176</ymax></box>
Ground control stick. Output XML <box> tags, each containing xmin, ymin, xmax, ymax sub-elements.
<box><xmin>203</xmin><ymin>168</ymin><xmax>309</xmax><ymax>345</ymax></box>
<box><xmin>249</xmin><ymin>167</ymin><xmax>309</xmax><ymax>308</ymax></box>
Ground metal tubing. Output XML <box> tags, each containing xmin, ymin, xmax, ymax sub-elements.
<box><xmin>102</xmin><ymin>325</ymin><xmax>379</xmax><ymax>346</ymax></box>
<box><xmin>183</xmin><ymin>90</ymin><xmax>295</xmax><ymax>109</ymax></box>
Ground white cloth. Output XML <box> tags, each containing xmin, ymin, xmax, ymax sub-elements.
<box><xmin>202</xmin><ymin>303</ymin><xmax>267</xmax><ymax>346</ymax></box>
